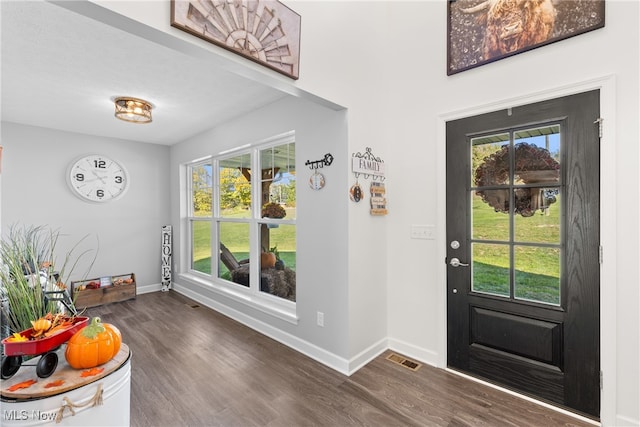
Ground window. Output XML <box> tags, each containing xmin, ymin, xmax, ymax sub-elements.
<box><xmin>187</xmin><ymin>134</ymin><xmax>296</xmax><ymax>303</ymax></box>
<box><xmin>188</xmin><ymin>160</ymin><xmax>213</xmax><ymax>275</ymax></box>
<box><xmin>470</xmin><ymin>124</ymin><xmax>561</xmax><ymax>305</ymax></box>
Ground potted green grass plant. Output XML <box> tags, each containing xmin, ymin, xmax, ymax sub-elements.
<box><xmin>0</xmin><ymin>224</ymin><xmax>96</xmax><ymax>339</ymax></box>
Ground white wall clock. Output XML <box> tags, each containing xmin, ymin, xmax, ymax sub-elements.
<box><xmin>67</xmin><ymin>154</ymin><xmax>129</xmax><ymax>203</ymax></box>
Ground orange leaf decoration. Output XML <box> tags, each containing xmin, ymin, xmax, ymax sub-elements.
<box><xmin>80</xmin><ymin>367</ymin><xmax>104</xmax><ymax>377</ymax></box>
<box><xmin>44</xmin><ymin>379</ymin><xmax>65</xmax><ymax>388</ymax></box>
<box><xmin>6</xmin><ymin>332</ymin><xmax>28</xmax><ymax>342</ymax></box>
<box><xmin>7</xmin><ymin>379</ymin><xmax>37</xmax><ymax>391</ymax></box>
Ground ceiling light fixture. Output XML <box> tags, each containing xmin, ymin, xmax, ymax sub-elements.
<box><xmin>114</xmin><ymin>97</ymin><xmax>153</xmax><ymax>124</ymax></box>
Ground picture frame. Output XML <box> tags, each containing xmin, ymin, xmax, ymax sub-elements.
<box><xmin>447</xmin><ymin>0</ymin><xmax>605</xmax><ymax>75</ymax></box>
<box><xmin>171</xmin><ymin>0</ymin><xmax>301</xmax><ymax>80</ymax></box>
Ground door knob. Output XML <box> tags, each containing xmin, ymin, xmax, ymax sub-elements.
<box><xmin>449</xmin><ymin>258</ymin><xmax>469</xmax><ymax>267</ymax></box>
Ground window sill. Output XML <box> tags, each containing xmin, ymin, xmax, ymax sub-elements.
<box><xmin>176</xmin><ymin>272</ymin><xmax>298</xmax><ymax>325</ymax></box>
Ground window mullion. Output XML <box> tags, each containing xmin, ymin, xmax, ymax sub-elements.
<box><xmin>212</xmin><ymin>158</ymin><xmax>219</xmax><ymax>278</ymax></box>
<box><xmin>250</xmin><ymin>148</ymin><xmax>260</xmax><ymax>294</ymax></box>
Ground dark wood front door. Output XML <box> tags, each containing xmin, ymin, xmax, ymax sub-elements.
<box><xmin>446</xmin><ymin>90</ymin><xmax>600</xmax><ymax>419</ymax></box>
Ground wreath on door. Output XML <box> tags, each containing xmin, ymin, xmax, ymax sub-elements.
<box><xmin>474</xmin><ymin>143</ymin><xmax>560</xmax><ymax>217</ymax></box>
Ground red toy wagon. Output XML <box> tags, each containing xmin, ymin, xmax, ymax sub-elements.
<box><xmin>1</xmin><ymin>316</ymin><xmax>89</xmax><ymax>379</ymax></box>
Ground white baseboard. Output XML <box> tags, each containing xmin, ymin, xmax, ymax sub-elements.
<box><xmin>347</xmin><ymin>338</ymin><xmax>388</xmax><ymax>375</ymax></box>
<box><xmin>159</xmin><ymin>286</ymin><xmax>434</xmax><ymax>377</ymax></box>
<box><xmin>172</xmin><ymin>283</ymin><xmax>352</xmax><ymax>375</ymax></box>
<box><xmin>616</xmin><ymin>415</ymin><xmax>640</xmax><ymax>427</ymax></box>
<box><xmin>136</xmin><ymin>282</ymin><xmax>163</xmax><ymax>294</ymax></box>
<box><xmin>387</xmin><ymin>338</ymin><xmax>440</xmax><ymax>368</ymax></box>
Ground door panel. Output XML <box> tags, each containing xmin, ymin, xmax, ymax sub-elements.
<box><xmin>446</xmin><ymin>90</ymin><xmax>600</xmax><ymax>418</ymax></box>
<box><xmin>470</xmin><ymin>307</ymin><xmax>562</xmax><ymax>366</ymax></box>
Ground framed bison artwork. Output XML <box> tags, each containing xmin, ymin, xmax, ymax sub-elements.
<box><xmin>171</xmin><ymin>0</ymin><xmax>301</xmax><ymax>79</ymax></box>
<box><xmin>447</xmin><ymin>0</ymin><xmax>605</xmax><ymax>75</ymax></box>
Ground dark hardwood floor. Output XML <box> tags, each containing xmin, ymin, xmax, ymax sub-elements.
<box><xmin>86</xmin><ymin>291</ymin><xmax>595</xmax><ymax>427</ymax></box>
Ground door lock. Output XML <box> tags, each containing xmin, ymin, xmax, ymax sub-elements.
<box><xmin>449</xmin><ymin>258</ymin><xmax>469</xmax><ymax>267</ymax></box>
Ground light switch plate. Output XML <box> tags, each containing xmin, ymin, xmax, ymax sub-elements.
<box><xmin>410</xmin><ymin>225</ymin><xmax>435</xmax><ymax>240</ymax></box>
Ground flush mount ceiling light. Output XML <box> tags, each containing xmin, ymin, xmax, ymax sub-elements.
<box><xmin>114</xmin><ymin>97</ymin><xmax>153</xmax><ymax>124</ymax></box>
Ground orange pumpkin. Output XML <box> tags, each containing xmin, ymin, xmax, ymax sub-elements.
<box><xmin>65</xmin><ymin>317</ymin><xmax>122</xmax><ymax>369</ymax></box>
<box><xmin>261</xmin><ymin>251</ymin><xmax>276</xmax><ymax>269</ymax></box>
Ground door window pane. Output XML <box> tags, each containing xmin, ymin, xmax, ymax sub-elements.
<box><xmin>471</xmin><ymin>133</ymin><xmax>510</xmax><ymax>188</ymax></box>
<box><xmin>513</xmin><ymin>125</ymin><xmax>561</xmax><ymax>217</ymax></box>
<box><xmin>514</xmin><ymin>190</ymin><xmax>561</xmax><ymax>244</ymax></box>
<box><xmin>191</xmin><ymin>220</ymin><xmax>211</xmax><ymax>274</ymax></box>
<box><xmin>472</xmin><ymin>190</ymin><xmax>509</xmax><ymax>242</ymax></box>
<box><xmin>514</xmin><ymin>125</ymin><xmax>561</xmax><ymax>186</ymax></box>
<box><xmin>514</xmin><ymin>246</ymin><xmax>560</xmax><ymax>305</ymax></box>
<box><xmin>472</xmin><ymin>243</ymin><xmax>510</xmax><ymax>297</ymax></box>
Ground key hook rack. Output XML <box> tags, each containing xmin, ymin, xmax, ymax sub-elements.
<box><xmin>305</xmin><ymin>153</ymin><xmax>334</xmax><ymax>170</ymax></box>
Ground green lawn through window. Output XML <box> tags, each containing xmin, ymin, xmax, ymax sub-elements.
<box><xmin>472</xmin><ymin>195</ymin><xmax>561</xmax><ymax>304</ymax></box>
<box><xmin>193</xmin><ymin>208</ymin><xmax>296</xmax><ymax>276</ymax></box>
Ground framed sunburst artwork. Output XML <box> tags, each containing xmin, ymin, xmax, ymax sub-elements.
<box><xmin>171</xmin><ymin>0</ymin><xmax>301</xmax><ymax>80</ymax></box>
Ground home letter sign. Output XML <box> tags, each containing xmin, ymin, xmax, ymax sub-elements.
<box><xmin>161</xmin><ymin>225</ymin><xmax>172</xmax><ymax>292</ymax></box>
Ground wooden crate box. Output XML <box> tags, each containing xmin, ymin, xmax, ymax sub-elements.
<box><xmin>72</xmin><ymin>273</ymin><xmax>137</xmax><ymax>309</ymax></box>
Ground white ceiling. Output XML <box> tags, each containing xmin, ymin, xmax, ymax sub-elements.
<box><xmin>1</xmin><ymin>0</ymin><xmax>289</xmax><ymax>145</ymax></box>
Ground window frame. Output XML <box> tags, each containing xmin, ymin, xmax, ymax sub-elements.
<box><xmin>183</xmin><ymin>132</ymin><xmax>297</xmax><ymax>322</ymax></box>
<box><xmin>187</xmin><ymin>157</ymin><xmax>213</xmax><ymax>280</ymax></box>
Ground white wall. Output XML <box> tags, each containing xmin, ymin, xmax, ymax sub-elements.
<box><xmin>0</xmin><ymin>123</ymin><xmax>171</xmax><ymax>290</ymax></box>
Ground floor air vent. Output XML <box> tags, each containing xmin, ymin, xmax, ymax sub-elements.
<box><xmin>386</xmin><ymin>353</ymin><xmax>422</xmax><ymax>371</ymax></box>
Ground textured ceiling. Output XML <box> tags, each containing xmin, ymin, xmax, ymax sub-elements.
<box><xmin>0</xmin><ymin>0</ymin><xmax>288</xmax><ymax>145</ymax></box>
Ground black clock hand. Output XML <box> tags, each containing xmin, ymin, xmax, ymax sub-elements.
<box><xmin>91</xmin><ymin>170</ymin><xmax>107</xmax><ymax>184</ymax></box>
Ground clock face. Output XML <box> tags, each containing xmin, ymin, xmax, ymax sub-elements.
<box><xmin>67</xmin><ymin>154</ymin><xmax>129</xmax><ymax>202</ymax></box>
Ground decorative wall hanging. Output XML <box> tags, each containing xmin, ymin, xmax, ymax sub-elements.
<box><xmin>370</xmin><ymin>182</ymin><xmax>387</xmax><ymax>216</ymax></box>
<box><xmin>306</xmin><ymin>153</ymin><xmax>333</xmax><ymax>191</ymax></box>
<box><xmin>305</xmin><ymin>153</ymin><xmax>334</xmax><ymax>170</ymax></box>
<box><xmin>161</xmin><ymin>225</ymin><xmax>173</xmax><ymax>292</ymax></box>
<box><xmin>352</xmin><ymin>147</ymin><xmax>385</xmax><ymax>181</ymax></box>
<box><xmin>309</xmin><ymin>171</ymin><xmax>325</xmax><ymax>191</ymax></box>
<box><xmin>171</xmin><ymin>0</ymin><xmax>301</xmax><ymax>79</ymax></box>
<box><xmin>349</xmin><ymin>180</ymin><xmax>363</xmax><ymax>203</ymax></box>
<box><xmin>447</xmin><ymin>0</ymin><xmax>605</xmax><ymax>75</ymax></box>
<box><xmin>351</xmin><ymin>147</ymin><xmax>387</xmax><ymax>213</ymax></box>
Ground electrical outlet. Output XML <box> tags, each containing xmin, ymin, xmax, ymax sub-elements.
<box><xmin>317</xmin><ymin>311</ymin><xmax>324</xmax><ymax>327</ymax></box>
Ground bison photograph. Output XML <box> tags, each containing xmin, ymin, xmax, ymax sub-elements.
<box><xmin>447</xmin><ymin>0</ymin><xmax>605</xmax><ymax>75</ymax></box>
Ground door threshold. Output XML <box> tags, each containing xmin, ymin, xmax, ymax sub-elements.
<box><xmin>445</xmin><ymin>368</ymin><xmax>600</xmax><ymax>426</ymax></box>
